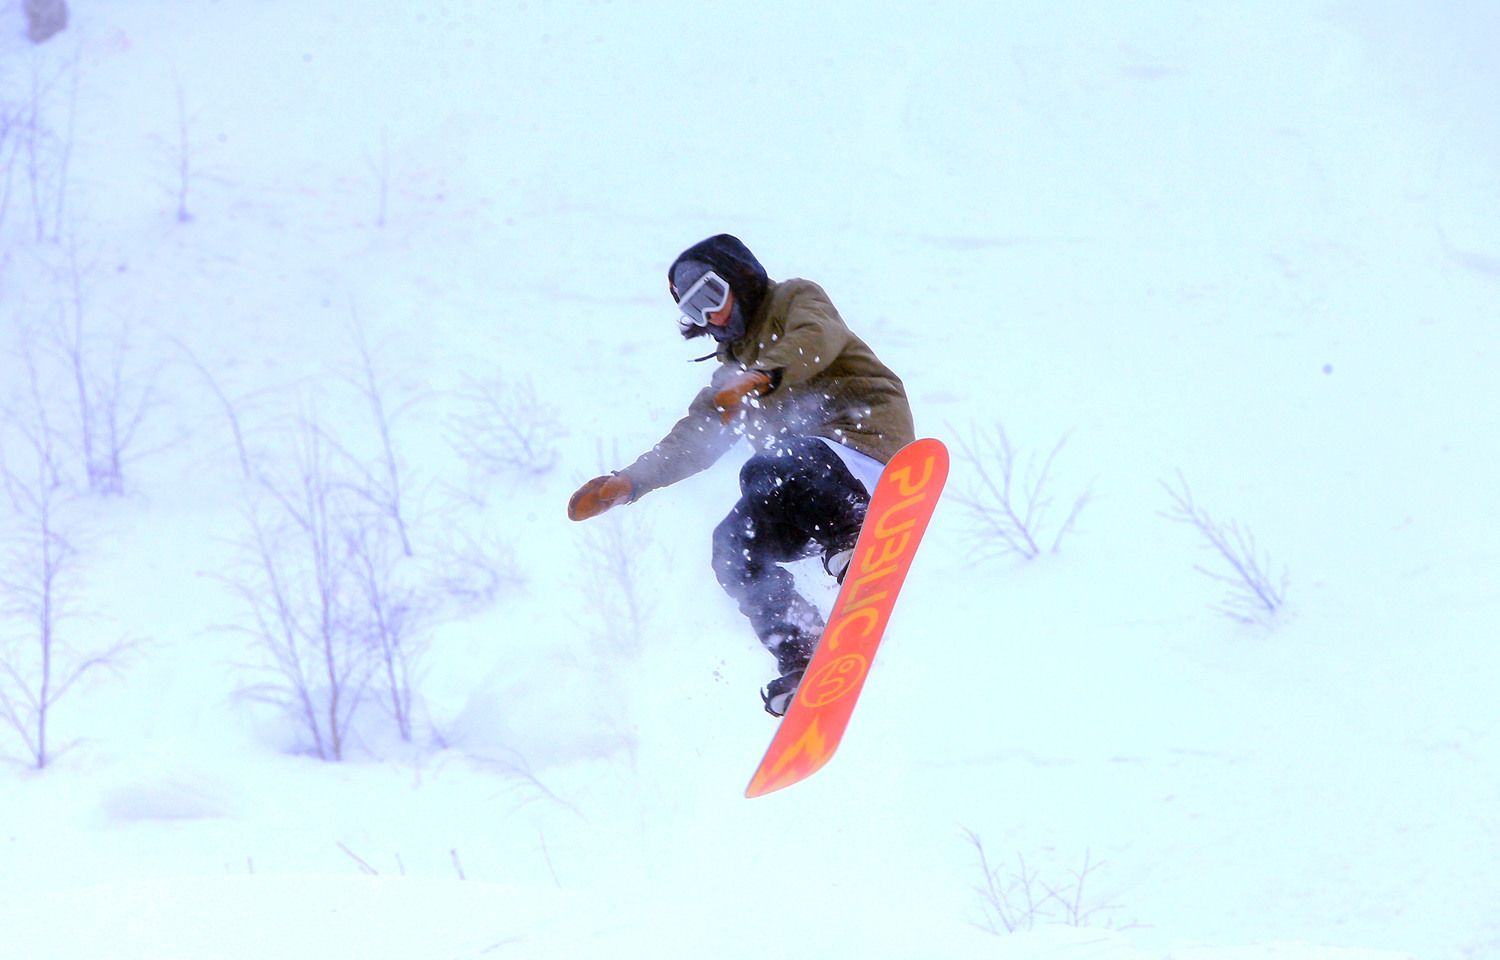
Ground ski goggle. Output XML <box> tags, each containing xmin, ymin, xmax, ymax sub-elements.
<box><xmin>672</xmin><ymin>270</ymin><xmax>731</xmax><ymax>328</ymax></box>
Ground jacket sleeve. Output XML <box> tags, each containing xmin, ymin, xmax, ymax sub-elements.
<box><xmin>750</xmin><ymin>284</ymin><xmax>852</xmax><ymax>387</ymax></box>
<box><xmin>618</xmin><ymin>381</ymin><xmax>738</xmax><ymax>497</ymax></box>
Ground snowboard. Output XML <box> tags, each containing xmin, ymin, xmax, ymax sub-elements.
<box><xmin>745</xmin><ymin>437</ymin><xmax>949</xmax><ymax>798</ymax></box>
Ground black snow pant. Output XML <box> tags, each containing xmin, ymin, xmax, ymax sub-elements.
<box><xmin>711</xmin><ymin>436</ymin><xmax>870</xmax><ymax>676</ymax></box>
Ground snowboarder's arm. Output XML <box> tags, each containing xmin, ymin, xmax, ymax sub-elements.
<box><xmin>750</xmin><ymin>285</ymin><xmax>851</xmax><ymax>389</ymax></box>
<box><xmin>567</xmin><ymin>473</ymin><xmax>633</xmax><ymax>520</ymax></box>
<box><xmin>617</xmin><ymin>383</ymin><xmax>738</xmax><ymax>497</ymax></box>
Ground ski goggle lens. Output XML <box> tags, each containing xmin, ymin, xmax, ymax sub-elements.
<box><xmin>673</xmin><ymin>271</ymin><xmax>730</xmax><ymax>327</ymax></box>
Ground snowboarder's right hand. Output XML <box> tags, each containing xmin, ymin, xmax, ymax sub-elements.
<box><xmin>568</xmin><ymin>473</ymin><xmax>634</xmax><ymax>521</ymax></box>
<box><xmin>713</xmin><ymin>369</ymin><xmax>774</xmax><ymax>424</ymax></box>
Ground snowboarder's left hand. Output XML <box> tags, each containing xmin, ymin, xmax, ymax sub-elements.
<box><xmin>714</xmin><ymin>369</ymin><xmax>773</xmax><ymax>423</ymax></box>
<box><xmin>568</xmin><ymin>473</ymin><xmax>634</xmax><ymax>520</ymax></box>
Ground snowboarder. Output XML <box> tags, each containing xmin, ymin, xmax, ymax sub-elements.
<box><xmin>567</xmin><ymin>235</ymin><xmax>915</xmax><ymax>715</ymax></box>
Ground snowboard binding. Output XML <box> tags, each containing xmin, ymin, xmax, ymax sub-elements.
<box><xmin>761</xmin><ymin>669</ymin><xmax>804</xmax><ymax>717</ymax></box>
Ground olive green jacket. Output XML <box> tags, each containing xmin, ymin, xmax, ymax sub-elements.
<box><xmin>620</xmin><ymin>279</ymin><xmax>915</xmax><ymax>498</ymax></box>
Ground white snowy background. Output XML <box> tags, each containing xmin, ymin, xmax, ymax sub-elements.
<box><xmin>1</xmin><ymin>1</ymin><xmax>1497</xmax><ymax>958</ymax></box>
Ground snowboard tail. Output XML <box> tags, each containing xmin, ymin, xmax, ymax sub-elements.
<box><xmin>745</xmin><ymin>438</ymin><xmax>949</xmax><ymax>798</ymax></box>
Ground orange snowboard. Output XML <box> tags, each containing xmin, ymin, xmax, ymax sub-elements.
<box><xmin>746</xmin><ymin>438</ymin><xmax>949</xmax><ymax>798</ymax></box>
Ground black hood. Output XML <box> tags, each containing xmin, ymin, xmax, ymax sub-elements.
<box><xmin>668</xmin><ymin>234</ymin><xmax>770</xmax><ymax>340</ymax></box>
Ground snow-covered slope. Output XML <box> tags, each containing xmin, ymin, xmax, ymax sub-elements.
<box><xmin>1</xmin><ymin>2</ymin><xmax>1496</xmax><ymax>957</ymax></box>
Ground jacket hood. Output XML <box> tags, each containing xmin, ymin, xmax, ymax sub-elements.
<box><xmin>668</xmin><ymin>234</ymin><xmax>771</xmax><ymax>340</ymax></box>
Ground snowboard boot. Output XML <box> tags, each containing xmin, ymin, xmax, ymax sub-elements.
<box><xmin>761</xmin><ymin>668</ymin><xmax>804</xmax><ymax>717</ymax></box>
<box><xmin>821</xmin><ymin>524</ymin><xmax>864</xmax><ymax>584</ymax></box>
<box><xmin>821</xmin><ymin>503</ymin><xmax>866</xmax><ymax>585</ymax></box>
<box><xmin>822</xmin><ymin>545</ymin><xmax>855</xmax><ymax>584</ymax></box>
<box><xmin>761</xmin><ymin>630</ymin><xmax>814</xmax><ymax>717</ymax></box>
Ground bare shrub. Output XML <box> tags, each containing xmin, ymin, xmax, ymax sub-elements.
<box><xmin>447</xmin><ymin>376</ymin><xmax>563</xmax><ymax>479</ymax></box>
<box><xmin>468</xmin><ymin>748</ymin><xmax>584</xmax><ymax>819</ymax></box>
<box><xmin>346</xmin><ymin>519</ymin><xmax>425</xmax><ymax>742</ymax></box>
<box><xmin>218</xmin><ymin>325</ymin><xmax>527</xmax><ymax>755</ymax></box>
<box><xmin>0</xmin><ymin>360</ymin><xmax>132</xmax><ymax>769</ymax></box>
<box><xmin>154</xmin><ymin>74</ymin><xmax>231</xmax><ymax>228</ymax></box>
<box><xmin>965</xmin><ymin>831</ymin><xmax>1127</xmax><ymax>934</ymax></box>
<box><xmin>953</xmin><ymin>424</ymin><xmax>1092</xmax><ymax>560</ymax></box>
<box><xmin>577</xmin><ymin>511</ymin><xmax>652</xmax><ymax>659</ymax></box>
<box><xmin>28</xmin><ymin>239</ymin><xmax>161</xmax><ymax>496</ymax></box>
<box><xmin>419</xmin><ymin>471</ymin><xmax>521</xmax><ymax>610</ymax></box>
<box><xmin>424</xmin><ymin>521</ymin><xmax>518</xmax><ymax>616</ymax></box>
<box><xmin>16</xmin><ymin>54</ymin><xmax>79</xmax><ymax>242</ymax></box>
<box><xmin>223</xmin><ymin>366</ymin><xmax>439</xmax><ymax>757</ymax></box>
<box><xmin>1160</xmin><ymin>471</ymin><xmax>1288</xmax><ymax>625</ymax></box>
<box><xmin>966</xmin><ymin>833</ymin><xmax>1050</xmax><ymax>934</ymax></box>
<box><xmin>228</xmin><ymin>418</ymin><xmax>372</xmax><ymax>761</ymax></box>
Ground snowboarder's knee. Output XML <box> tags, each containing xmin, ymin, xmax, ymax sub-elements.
<box><xmin>711</xmin><ymin>512</ymin><xmax>754</xmax><ymax>580</ymax></box>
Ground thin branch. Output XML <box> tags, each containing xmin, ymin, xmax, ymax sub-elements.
<box><xmin>174</xmin><ymin>76</ymin><xmax>193</xmax><ymax>223</ymax></box>
<box><xmin>50</xmin><ymin>47</ymin><xmax>80</xmax><ymax>242</ymax></box>
<box><xmin>347</xmin><ymin>309</ymin><xmax>414</xmax><ymax>556</ymax></box>
<box><xmin>471</xmin><ymin>749</ymin><xmax>584</xmax><ymax>819</ymax></box>
<box><xmin>44</xmin><ymin>636</ymin><xmax>136</xmax><ymax>708</ymax></box>
<box><xmin>335</xmin><ymin>841</ymin><xmax>379</xmax><ymax>875</ymax></box>
<box><xmin>169</xmin><ymin>337</ymin><xmax>254</xmax><ymax>479</ymax></box>
<box><xmin>0</xmin><ymin>105</ymin><xmax>20</xmax><ymax>229</ymax></box>
<box><xmin>364</xmin><ymin>127</ymin><xmax>389</xmax><ymax>228</ymax></box>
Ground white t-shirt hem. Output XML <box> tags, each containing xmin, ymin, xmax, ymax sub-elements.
<box><xmin>817</xmin><ymin>437</ymin><xmax>885</xmax><ymax>496</ymax></box>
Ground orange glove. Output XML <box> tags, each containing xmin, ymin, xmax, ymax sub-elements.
<box><xmin>568</xmin><ymin>473</ymin><xmax>634</xmax><ymax>521</ymax></box>
<box><xmin>713</xmin><ymin>370</ymin><xmax>773</xmax><ymax>424</ymax></box>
